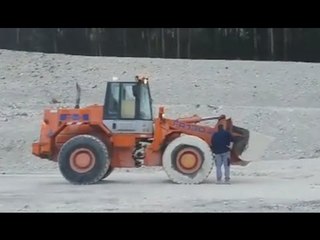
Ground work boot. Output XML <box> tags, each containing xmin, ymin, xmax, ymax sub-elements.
<box><xmin>216</xmin><ymin>179</ymin><xmax>222</xmax><ymax>184</ymax></box>
<box><xmin>134</xmin><ymin>160</ymin><xmax>142</xmax><ymax>168</ymax></box>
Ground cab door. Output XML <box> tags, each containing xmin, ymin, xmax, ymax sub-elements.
<box><xmin>103</xmin><ymin>81</ymin><xmax>153</xmax><ymax>135</ymax></box>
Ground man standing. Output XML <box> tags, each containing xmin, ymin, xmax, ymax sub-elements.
<box><xmin>211</xmin><ymin>124</ymin><xmax>233</xmax><ymax>184</ymax></box>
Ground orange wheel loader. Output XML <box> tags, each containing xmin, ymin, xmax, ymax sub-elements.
<box><xmin>32</xmin><ymin>76</ymin><xmax>250</xmax><ymax>184</ymax></box>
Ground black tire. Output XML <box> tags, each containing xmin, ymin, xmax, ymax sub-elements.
<box><xmin>58</xmin><ymin>135</ymin><xmax>110</xmax><ymax>185</ymax></box>
<box><xmin>101</xmin><ymin>167</ymin><xmax>114</xmax><ymax>180</ymax></box>
<box><xmin>162</xmin><ymin>135</ymin><xmax>214</xmax><ymax>184</ymax></box>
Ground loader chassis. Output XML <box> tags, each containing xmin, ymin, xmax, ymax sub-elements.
<box><xmin>32</xmin><ymin>76</ymin><xmax>249</xmax><ymax>185</ymax></box>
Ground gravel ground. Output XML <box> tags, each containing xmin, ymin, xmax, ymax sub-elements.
<box><xmin>0</xmin><ymin>49</ymin><xmax>319</xmax><ymax>212</ymax></box>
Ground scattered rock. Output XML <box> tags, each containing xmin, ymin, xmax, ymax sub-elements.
<box><xmin>207</xmin><ymin>105</ymin><xmax>218</xmax><ymax>110</ymax></box>
<box><xmin>0</xmin><ymin>50</ymin><xmax>320</xmax><ymax>168</ymax></box>
<box><xmin>15</xmin><ymin>112</ymin><xmax>28</xmax><ymax>117</ymax></box>
<box><xmin>51</xmin><ymin>98</ymin><xmax>61</xmax><ymax>104</ymax></box>
<box><xmin>8</xmin><ymin>104</ymin><xmax>19</xmax><ymax>109</ymax></box>
<box><xmin>48</xmin><ymin>66</ymin><xmax>55</xmax><ymax>72</ymax></box>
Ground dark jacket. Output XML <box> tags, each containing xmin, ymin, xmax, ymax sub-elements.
<box><xmin>211</xmin><ymin>129</ymin><xmax>233</xmax><ymax>154</ymax></box>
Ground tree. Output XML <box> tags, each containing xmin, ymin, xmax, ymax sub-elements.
<box><xmin>283</xmin><ymin>28</ymin><xmax>289</xmax><ymax>60</ymax></box>
<box><xmin>253</xmin><ymin>28</ymin><xmax>258</xmax><ymax>60</ymax></box>
<box><xmin>2</xmin><ymin>28</ymin><xmax>320</xmax><ymax>62</ymax></box>
<box><xmin>187</xmin><ymin>28</ymin><xmax>192</xmax><ymax>58</ymax></box>
<box><xmin>16</xmin><ymin>28</ymin><xmax>20</xmax><ymax>48</ymax></box>
<box><xmin>122</xmin><ymin>28</ymin><xmax>127</xmax><ymax>57</ymax></box>
<box><xmin>268</xmin><ymin>28</ymin><xmax>274</xmax><ymax>60</ymax></box>
<box><xmin>176</xmin><ymin>28</ymin><xmax>180</xmax><ymax>58</ymax></box>
<box><xmin>161</xmin><ymin>28</ymin><xmax>165</xmax><ymax>58</ymax></box>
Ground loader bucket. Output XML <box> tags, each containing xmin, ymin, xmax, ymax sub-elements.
<box><xmin>214</xmin><ymin>118</ymin><xmax>250</xmax><ymax>166</ymax></box>
<box><xmin>230</xmin><ymin>151</ymin><xmax>250</xmax><ymax>166</ymax></box>
<box><xmin>230</xmin><ymin>126</ymin><xmax>250</xmax><ymax>166</ymax></box>
<box><xmin>230</xmin><ymin>126</ymin><xmax>275</xmax><ymax>165</ymax></box>
<box><xmin>232</xmin><ymin>126</ymin><xmax>249</xmax><ymax>156</ymax></box>
<box><xmin>239</xmin><ymin>130</ymin><xmax>275</xmax><ymax>162</ymax></box>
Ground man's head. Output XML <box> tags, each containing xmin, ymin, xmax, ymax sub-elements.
<box><xmin>218</xmin><ymin>124</ymin><xmax>224</xmax><ymax>131</ymax></box>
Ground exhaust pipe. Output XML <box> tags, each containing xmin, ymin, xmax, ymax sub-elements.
<box><xmin>75</xmin><ymin>82</ymin><xmax>81</xmax><ymax>109</ymax></box>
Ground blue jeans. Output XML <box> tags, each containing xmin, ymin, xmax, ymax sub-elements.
<box><xmin>215</xmin><ymin>152</ymin><xmax>230</xmax><ymax>181</ymax></box>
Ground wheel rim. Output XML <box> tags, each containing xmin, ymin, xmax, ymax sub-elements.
<box><xmin>70</xmin><ymin>148</ymin><xmax>95</xmax><ymax>173</ymax></box>
<box><xmin>176</xmin><ymin>147</ymin><xmax>203</xmax><ymax>174</ymax></box>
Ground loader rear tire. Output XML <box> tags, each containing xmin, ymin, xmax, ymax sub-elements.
<box><xmin>58</xmin><ymin>135</ymin><xmax>110</xmax><ymax>185</ymax></box>
<box><xmin>101</xmin><ymin>167</ymin><xmax>114</xmax><ymax>180</ymax></box>
<box><xmin>162</xmin><ymin>135</ymin><xmax>214</xmax><ymax>184</ymax></box>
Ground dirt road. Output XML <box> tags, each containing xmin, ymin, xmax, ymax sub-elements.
<box><xmin>1</xmin><ymin>158</ymin><xmax>320</xmax><ymax>212</ymax></box>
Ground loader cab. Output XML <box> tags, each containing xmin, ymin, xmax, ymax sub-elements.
<box><xmin>102</xmin><ymin>78</ymin><xmax>154</xmax><ymax>134</ymax></box>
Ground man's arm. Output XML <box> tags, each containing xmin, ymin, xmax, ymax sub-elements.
<box><xmin>229</xmin><ymin>132</ymin><xmax>234</xmax><ymax>142</ymax></box>
<box><xmin>227</xmin><ymin>132</ymin><xmax>233</xmax><ymax>149</ymax></box>
<box><xmin>211</xmin><ymin>133</ymin><xmax>215</xmax><ymax>152</ymax></box>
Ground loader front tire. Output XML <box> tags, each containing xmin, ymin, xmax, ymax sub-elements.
<box><xmin>162</xmin><ymin>135</ymin><xmax>214</xmax><ymax>184</ymax></box>
<box><xmin>58</xmin><ymin>135</ymin><xmax>110</xmax><ymax>185</ymax></box>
